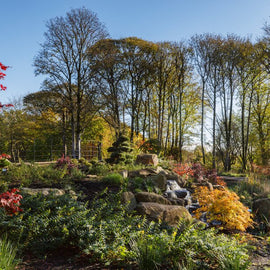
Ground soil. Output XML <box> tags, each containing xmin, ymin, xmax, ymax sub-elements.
<box><xmin>14</xmin><ymin>176</ymin><xmax>270</xmax><ymax>269</ymax></box>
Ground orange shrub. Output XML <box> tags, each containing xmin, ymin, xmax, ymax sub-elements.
<box><xmin>194</xmin><ymin>186</ymin><xmax>253</xmax><ymax>231</ymax></box>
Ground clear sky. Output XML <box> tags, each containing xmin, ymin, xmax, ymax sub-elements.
<box><xmin>1</xmin><ymin>0</ymin><xmax>270</xmax><ymax>104</ymax></box>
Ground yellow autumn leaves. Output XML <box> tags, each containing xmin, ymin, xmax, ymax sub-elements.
<box><xmin>194</xmin><ymin>186</ymin><xmax>253</xmax><ymax>231</ymax></box>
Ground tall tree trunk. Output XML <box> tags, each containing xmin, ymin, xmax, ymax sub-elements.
<box><xmin>212</xmin><ymin>85</ymin><xmax>217</xmax><ymax>169</ymax></box>
<box><xmin>62</xmin><ymin>110</ymin><xmax>67</xmax><ymax>157</ymax></box>
<box><xmin>201</xmin><ymin>80</ymin><xmax>206</xmax><ymax>164</ymax></box>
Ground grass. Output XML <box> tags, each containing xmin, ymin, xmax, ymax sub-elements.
<box><xmin>219</xmin><ymin>171</ymin><xmax>248</xmax><ymax>178</ymax></box>
<box><xmin>0</xmin><ymin>236</ymin><xmax>19</xmax><ymax>270</ymax></box>
<box><xmin>101</xmin><ymin>173</ymin><xmax>126</xmax><ymax>186</ymax></box>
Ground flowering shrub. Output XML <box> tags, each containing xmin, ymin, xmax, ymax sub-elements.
<box><xmin>173</xmin><ymin>163</ymin><xmax>193</xmax><ymax>179</ymax></box>
<box><xmin>0</xmin><ymin>189</ymin><xmax>23</xmax><ymax>216</ymax></box>
<box><xmin>55</xmin><ymin>154</ymin><xmax>76</xmax><ymax>173</ymax></box>
<box><xmin>174</xmin><ymin>162</ymin><xmax>226</xmax><ymax>186</ymax></box>
<box><xmin>194</xmin><ymin>186</ymin><xmax>253</xmax><ymax>231</ymax></box>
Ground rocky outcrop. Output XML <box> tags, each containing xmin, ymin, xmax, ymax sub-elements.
<box><xmin>136</xmin><ymin>202</ymin><xmax>192</xmax><ymax>226</ymax></box>
<box><xmin>135</xmin><ymin>192</ymin><xmax>172</xmax><ymax>205</ymax></box>
<box><xmin>22</xmin><ymin>188</ymin><xmax>66</xmax><ymax>196</ymax></box>
<box><xmin>136</xmin><ymin>154</ymin><xmax>158</xmax><ymax>166</ymax></box>
<box><xmin>149</xmin><ymin>173</ymin><xmax>167</xmax><ymax>191</ymax></box>
<box><xmin>122</xmin><ymin>191</ymin><xmax>137</xmax><ymax>211</ymax></box>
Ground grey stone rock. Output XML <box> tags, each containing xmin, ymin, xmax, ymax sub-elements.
<box><xmin>174</xmin><ymin>190</ymin><xmax>188</xmax><ymax>198</ymax></box>
<box><xmin>150</xmin><ymin>173</ymin><xmax>167</xmax><ymax>191</ymax></box>
<box><xmin>136</xmin><ymin>154</ymin><xmax>158</xmax><ymax>166</ymax></box>
<box><xmin>136</xmin><ymin>202</ymin><xmax>192</xmax><ymax>226</ymax></box>
<box><xmin>21</xmin><ymin>188</ymin><xmax>65</xmax><ymax>196</ymax></box>
<box><xmin>135</xmin><ymin>192</ymin><xmax>171</xmax><ymax>205</ymax></box>
<box><xmin>122</xmin><ymin>191</ymin><xmax>137</xmax><ymax>211</ymax></box>
<box><xmin>168</xmin><ymin>198</ymin><xmax>185</xmax><ymax>206</ymax></box>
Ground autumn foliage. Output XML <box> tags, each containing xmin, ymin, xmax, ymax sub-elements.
<box><xmin>0</xmin><ymin>62</ymin><xmax>13</xmax><ymax>109</ymax></box>
<box><xmin>0</xmin><ymin>189</ymin><xmax>23</xmax><ymax>216</ymax></box>
<box><xmin>174</xmin><ymin>162</ymin><xmax>226</xmax><ymax>186</ymax></box>
<box><xmin>194</xmin><ymin>186</ymin><xmax>253</xmax><ymax>231</ymax></box>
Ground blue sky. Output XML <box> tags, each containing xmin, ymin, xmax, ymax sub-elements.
<box><xmin>1</xmin><ymin>0</ymin><xmax>270</xmax><ymax>104</ymax></box>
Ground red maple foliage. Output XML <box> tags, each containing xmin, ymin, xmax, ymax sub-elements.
<box><xmin>0</xmin><ymin>188</ymin><xmax>23</xmax><ymax>215</ymax></box>
<box><xmin>0</xmin><ymin>61</ymin><xmax>13</xmax><ymax>109</ymax></box>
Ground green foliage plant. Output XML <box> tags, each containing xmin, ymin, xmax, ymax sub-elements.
<box><xmin>106</xmin><ymin>134</ymin><xmax>134</xmax><ymax>164</ymax></box>
<box><xmin>130</xmin><ymin>219</ymin><xmax>250</xmax><ymax>270</ymax></box>
<box><xmin>88</xmin><ymin>161</ymin><xmax>110</xmax><ymax>175</ymax></box>
<box><xmin>101</xmin><ymin>173</ymin><xmax>125</xmax><ymax>186</ymax></box>
<box><xmin>0</xmin><ymin>162</ymin><xmax>85</xmax><ymax>187</ymax></box>
<box><xmin>0</xmin><ymin>235</ymin><xmax>19</xmax><ymax>270</ymax></box>
<box><xmin>172</xmin><ymin>223</ymin><xmax>250</xmax><ymax>270</ymax></box>
<box><xmin>0</xmin><ymin>193</ymin><xmax>92</xmax><ymax>256</ymax></box>
<box><xmin>0</xmin><ymin>186</ymin><xmax>251</xmax><ymax>269</ymax></box>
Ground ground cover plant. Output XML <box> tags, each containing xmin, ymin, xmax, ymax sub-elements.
<box><xmin>0</xmin><ymin>235</ymin><xmax>19</xmax><ymax>270</ymax></box>
<box><xmin>0</xmin><ymin>159</ymin><xmax>269</xmax><ymax>268</ymax></box>
<box><xmin>0</xmin><ymin>160</ymin><xmax>85</xmax><ymax>188</ymax></box>
<box><xmin>0</xmin><ymin>183</ymin><xmax>252</xmax><ymax>269</ymax></box>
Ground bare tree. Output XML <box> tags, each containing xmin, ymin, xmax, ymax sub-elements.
<box><xmin>34</xmin><ymin>7</ymin><xmax>108</xmax><ymax>158</ymax></box>
<box><xmin>190</xmin><ymin>34</ymin><xmax>212</xmax><ymax>165</ymax></box>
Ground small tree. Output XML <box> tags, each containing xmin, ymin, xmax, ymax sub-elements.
<box><xmin>106</xmin><ymin>134</ymin><xmax>133</xmax><ymax>164</ymax></box>
<box><xmin>194</xmin><ymin>186</ymin><xmax>253</xmax><ymax>231</ymax></box>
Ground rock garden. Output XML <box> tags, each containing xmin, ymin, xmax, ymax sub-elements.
<box><xmin>0</xmin><ymin>152</ymin><xmax>270</xmax><ymax>270</ymax></box>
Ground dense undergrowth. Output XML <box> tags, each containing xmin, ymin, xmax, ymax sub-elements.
<box><xmin>0</xmin><ymin>158</ymin><xmax>269</xmax><ymax>269</ymax></box>
<box><xmin>0</xmin><ymin>190</ymin><xmax>251</xmax><ymax>270</ymax></box>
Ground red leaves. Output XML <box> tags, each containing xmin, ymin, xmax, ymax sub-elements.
<box><xmin>0</xmin><ymin>62</ymin><xmax>8</xmax><ymax>71</ymax></box>
<box><xmin>0</xmin><ymin>72</ymin><xmax>6</xmax><ymax>80</ymax></box>
<box><xmin>0</xmin><ymin>62</ymin><xmax>13</xmax><ymax>108</ymax></box>
<box><xmin>0</xmin><ymin>189</ymin><xmax>23</xmax><ymax>216</ymax></box>
<box><xmin>0</xmin><ymin>84</ymin><xmax>7</xmax><ymax>90</ymax></box>
<box><xmin>0</xmin><ymin>103</ymin><xmax>14</xmax><ymax>109</ymax></box>
<box><xmin>0</xmin><ymin>153</ymin><xmax>11</xmax><ymax>159</ymax></box>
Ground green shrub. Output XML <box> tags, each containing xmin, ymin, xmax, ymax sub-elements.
<box><xmin>130</xmin><ymin>231</ymin><xmax>174</xmax><ymax>270</ymax></box>
<box><xmin>106</xmin><ymin>134</ymin><xmax>134</xmax><ymax>164</ymax></box>
<box><xmin>0</xmin><ymin>193</ymin><xmax>92</xmax><ymax>256</ymax></box>
<box><xmin>0</xmin><ymin>162</ymin><xmax>85</xmax><ymax>187</ymax></box>
<box><xmin>88</xmin><ymin>162</ymin><xmax>110</xmax><ymax>175</ymax></box>
<box><xmin>172</xmin><ymin>224</ymin><xmax>250</xmax><ymax>270</ymax></box>
<box><xmin>128</xmin><ymin>176</ymin><xmax>156</xmax><ymax>193</ymax></box>
<box><xmin>0</xmin><ymin>235</ymin><xmax>19</xmax><ymax>270</ymax></box>
<box><xmin>0</xmin><ymin>158</ymin><xmax>11</xmax><ymax>168</ymax></box>
<box><xmin>102</xmin><ymin>173</ymin><xmax>125</xmax><ymax>186</ymax></box>
<box><xmin>0</xmin><ymin>186</ymin><xmax>251</xmax><ymax>269</ymax></box>
<box><xmin>129</xmin><ymin>220</ymin><xmax>250</xmax><ymax>270</ymax></box>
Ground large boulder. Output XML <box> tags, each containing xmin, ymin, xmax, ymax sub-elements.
<box><xmin>21</xmin><ymin>188</ymin><xmax>66</xmax><ymax>196</ymax></box>
<box><xmin>136</xmin><ymin>154</ymin><xmax>158</xmax><ymax>166</ymax></box>
<box><xmin>128</xmin><ymin>169</ymin><xmax>156</xmax><ymax>178</ymax></box>
<box><xmin>122</xmin><ymin>191</ymin><xmax>137</xmax><ymax>211</ymax></box>
<box><xmin>135</xmin><ymin>192</ymin><xmax>171</xmax><ymax>205</ymax></box>
<box><xmin>165</xmin><ymin>174</ymin><xmax>185</xmax><ymax>186</ymax></box>
<box><xmin>149</xmin><ymin>173</ymin><xmax>167</xmax><ymax>191</ymax></box>
<box><xmin>253</xmin><ymin>198</ymin><xmax>270</xmax><ymax>221</ymax></box>
<box><xmin>136</xmin><ymin>202</ymin><xmax>192</xmax><ymax>226</ymax></box>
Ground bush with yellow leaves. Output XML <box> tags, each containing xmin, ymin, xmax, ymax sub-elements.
<box><xmin>194</xmin><ymin>186</ymin><xmax>253</xmax><ymax>231</ymax></box>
